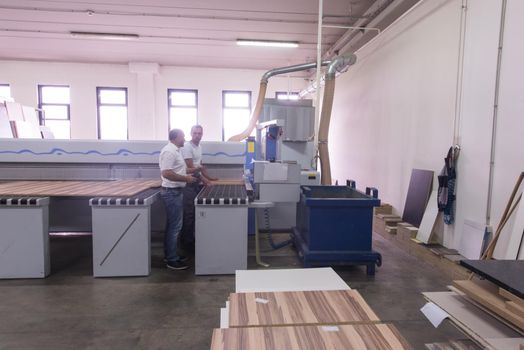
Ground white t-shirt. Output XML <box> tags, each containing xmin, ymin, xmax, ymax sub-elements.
<box><xmin>159</xmin><ymin>142</ymin><xmax>187</xmax><ymax>188</ymax></box>
<box><xmin>181</xmin><ymin>141</ymin><xmax>202</xmax><ymax>167</ymax></box>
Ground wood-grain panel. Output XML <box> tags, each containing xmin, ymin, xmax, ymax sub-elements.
<box><xmin>0</xmin><ymin>180</ymin><xmax>160</xmax><ymax>197</ymax></box>
<box><xmin>228</xmin><ymin>290</ymin><xmax>380</xmax><ymax>328</ymax></box>
<box><xmin>211</xmin><ymin>324</ymin><xmax>413</xmax><ymax>350</ymax></box>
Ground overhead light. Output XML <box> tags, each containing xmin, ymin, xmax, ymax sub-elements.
<box><xmin>236</xmin><ymin>39</ymin><xmax>299</xmax><ymax>48</ymax></box>
<box><xmin>70</xmin><ymin>31</ymin><xmax>139</xmax><ymax>41</ymax></box>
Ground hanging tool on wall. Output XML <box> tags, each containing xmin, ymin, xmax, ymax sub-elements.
<box><xmin>438</xmin><ymin>145</ymin><xmax>460</xmax><ymax>225</ymax></box>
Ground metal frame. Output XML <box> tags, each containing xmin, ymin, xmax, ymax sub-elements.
<box><xmin>37</xmin><ymin>84</ymin><xmax>71</xmax><ymax>138</ymax></box>
<box><xmin>221</xmin><ymin>90</ymin><xmax>252</xmax><ymax>141</ymax></box>
<box><xmin>167</xmin><ymin>88</ymin><xmax>198</xmax><ymax>132</ymax></box>
<box><xmin>96</xmin><ymin>86</ymin><xmax>128</xmax><ymax>140</ymax></box>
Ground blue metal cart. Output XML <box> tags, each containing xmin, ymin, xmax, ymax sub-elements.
<box><xmin>292</xmin><ymin>183</ymin><xmax>382</xmax><ymax>275</ymax></box>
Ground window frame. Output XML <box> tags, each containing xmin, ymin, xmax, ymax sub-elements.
<box><xmin>222</xmin><ymin>90</ymin><xmax>252</xmax><ymax>141</ymax></box>
<box><xmin>275</xmin><ymin>91</ymin><xmax>300</xmax><ymax>100</ymax></box>
<box><xmin>37</xmin><ymin>84</ymin><xmax>71</xmax><ymax>138</ymax></box>
<box><xmin>96</xmin><ymin>86</ymin><xmax>129</xmax><ymax>140</ymax></box>
<box><xmin>167</xmin><ymin>88</ymin><xmax>199</xmax><ymax>132</ymax></box>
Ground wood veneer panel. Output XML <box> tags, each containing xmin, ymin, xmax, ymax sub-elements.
<box><xmin>0</xmin><ymin>179</ymin><xmax>160</xmax><ymax>197</ymax></box>
<box><xmin>228</xmin><ymin>290</ymin><xmax>379</xmax><ymax>328</ymax></box>
<box><xmin>211</xmin><ymin>324</ymin><xmax>413</xmax><ymax>350</ymax></box>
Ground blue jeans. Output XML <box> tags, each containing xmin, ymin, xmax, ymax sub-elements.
<box><xmin>161</xmin><ymin>187</ymin><xmax>183</xmax><ymax>263</ymax></box>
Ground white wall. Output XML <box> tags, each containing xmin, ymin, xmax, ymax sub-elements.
<box><xmin>0</xmin><ymin>61</ymin><xmax>306</xmax><ymax>141</ymax></box>
<box><xmin>326</xmin><ymin>0</ymin><xmax>524</xmax><ymax>258</ymax></box>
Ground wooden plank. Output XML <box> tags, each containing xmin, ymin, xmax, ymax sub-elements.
<box><xmin>0</xmin><ymin>179</ymin><xmax>160</xmax><ymax>197</ymax></box>
<box><xmin>211</xmin><ymin>324</ymin><xmax>413</xmax><ymax>350</ymax></box>
<box><xmin>507</xmin><ymin>302</ymin><xmax>524</xmax><ymax>319</ymax></box>
<box><xmin>500</xmin><ymin>288</ymin><xmax>524</xmax><ymax>308</ymax></box>
<box><xmin>453</xmin><ymin>280</ymin><xmax>524</xmax><ymax>332</ymax></box>
<box><xmin>228</xmin><ymin>290</ymin><xmax>380</xmax><ymax>328</ymax></box>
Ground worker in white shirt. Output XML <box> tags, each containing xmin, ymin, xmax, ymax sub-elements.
<box><xmin>159</xmin><ymin>128</ymin><xmax>198</xmax><ymax>270</ymax></box>
<box><xmin>180</xmin><ymin>125</ymin><xmax>218</xmax><ymax>253</ymax></box>
<box><xmin>182</xmin><ymin>125</ymin><xmax>218</xmax><ymax>185</ymax></box>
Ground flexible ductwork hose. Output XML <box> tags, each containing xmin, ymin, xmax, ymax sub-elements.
<box><xmin>318</xmin><ymin>53</ymin><xmax>357</xmax><ymax>185</ymax></box>
<box><xmin>228</xmin><ymin>60</ymin><xmax>331</xmax><ymax>142</ymax></box>
<box><xmin>228</xmin><ymin>82</ymin><xmax>267</xmax><ymax>142</ymax></box>
<box><xmin>318</xmin><ymin>77</ymin><xmax>336</xmax><ymax>185</ymax></box>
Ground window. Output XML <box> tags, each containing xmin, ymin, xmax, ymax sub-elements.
<box><xmin>97</xmin><ymin>87</ymin><xmax>128</xmax><ymax>140</ymax></box>
<box><xmin>168</xmin><ymin>89</ymin><xmax>198</xmax><ymax>137</ymax></box>
<box><xmin>38</xmin><ymin>85</ymin><xmax>71</xmax><ymax>139</ymax></box>
<box><xmin>0</xmin><ymin>84</ymin><xmax>11</xmax><ymax>102</ymax></box>
<box><xmin>222</xmin><ymin>90</ymin><xmax>251</xmax><ymax>141</ymax></box>
<box><xmin>276</xmin><ymin>91</ymin><xmax>300</xmax><ymax>101</ymax></box>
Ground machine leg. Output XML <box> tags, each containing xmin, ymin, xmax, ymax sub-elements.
<box><xmin>254</xmin><ymin>213</ymin><xmax>269</xmax><ymax>267</ymax></box>
<box><xmin>366</xmin><ymin>264</ymin><xmax>375</xmax><ymax>276</ymax></box>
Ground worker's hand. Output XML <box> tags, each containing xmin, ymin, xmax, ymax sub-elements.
<box><xmin>185</xmin><ymin>175</ymin><xmax>197</xmax><ymax>183</ymax></box>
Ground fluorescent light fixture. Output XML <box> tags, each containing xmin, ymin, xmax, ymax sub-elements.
<box><xmin>236</xmin><ymin>39</ymin><xmax>298</xmax><ymax>48</ymax></box>
<box><xmin>70</xmin><ymin>31</ymin><xmax>139</xmax><ymax>41</ymax></box>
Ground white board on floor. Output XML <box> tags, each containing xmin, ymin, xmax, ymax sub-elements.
<box><xmin>416</xmin><ymin>190</ymin><xmax>439</xmax><ymax>243</ymax></box>
<box><xmin>423</xmin><ymin>291</ymin><xmax>520</xmax><ymax>340</ymax></box>
<box><xmin>235</xmin><ymin>268</ymin><xmax>350</xmax><ymax>293</ymax></box>
<box><xmin>459</xmin><ymin>219</ymin><xmax>485</xmax><ymax>260</ymax></box>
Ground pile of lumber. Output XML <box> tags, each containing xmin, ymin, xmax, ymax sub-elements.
<box><xmin>453</xmin><ymin>279</ymin><xmax>524</xmax><ymax>333</ymax></box>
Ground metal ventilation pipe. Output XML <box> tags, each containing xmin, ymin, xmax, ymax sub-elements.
<box><xmin>227</xmin><ymin>60</ymin><xmax>331</xmax><ymax>142</ymax></box>
<box><xmin>318</xmin><ymin>53</ymin><xmax>357</xmax><ymax>185</ymax></box>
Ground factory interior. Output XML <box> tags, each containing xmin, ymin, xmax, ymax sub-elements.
<box><xmin>0</xmin><ymin>0</ymin><xmax>523</xmax><ymax>349</ymax></box>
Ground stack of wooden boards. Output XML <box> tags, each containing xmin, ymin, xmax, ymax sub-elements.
<box><xmin>373</xmin><ymin>203</ymin><xmax>471</xmax><ymax>280</ymax></box>
<box><xmin>453</xmin><ymin>260</ymin><xmax>523</xmax><ymax>336</ymax></box>
<box><xmin>424</xmin><ymin>260</ymin><xmax>523</xmax><ymax>349</ymax></box>
<box><xmin>0</xmin><ymin>101</ymin><xmax>43</xmax><ymax>139</ymax></box>
<box><xmin>212</xmin><ymin>289</ymin><xmax>413</xmax><ymax>349</ymax></box>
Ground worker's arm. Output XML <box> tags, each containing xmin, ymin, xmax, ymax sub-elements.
<box><xmin>200</xmin><ymin>165</ymin><xmax>218</xmax><ymax>182</ymax></box>
<box><xmin>183</xmin><ymin>158</ymin><xmax>201</xmax><ymax>176</ymax></box>
<box><xmin>161</xmin><ymin>169</ymin><xmax>197</xmax><ymax>183</ymax></box>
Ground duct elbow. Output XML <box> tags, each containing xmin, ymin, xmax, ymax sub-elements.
<box><xmin>326</xmin><ymin>54</ymin><xmax>357</xmax><ymax>80</ymax></box>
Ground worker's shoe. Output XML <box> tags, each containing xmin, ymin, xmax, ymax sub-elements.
<box><xmin>164</xmin><ymin>256</ymin><xmax>189</xmax><ymax>263</ymax></box>
<box><xmin>166</xmin><ymin>261</ymin><xmax>189</xmax><ymax>270</ymax></box>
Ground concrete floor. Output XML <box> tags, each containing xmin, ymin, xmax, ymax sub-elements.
<box><xmin>0</xmin><ymin>232</ymin><xmax>470</xmax><ymax>350</ymax></box>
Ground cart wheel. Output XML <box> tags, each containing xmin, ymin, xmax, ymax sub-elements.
<box><xmin>376</xmin><ymin>255</ymin><xmax>382</xmax><ymax>267</ymax></box>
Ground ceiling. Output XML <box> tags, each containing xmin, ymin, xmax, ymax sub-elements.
<box><xmin>0</xmin><ymin>0</ymin><xmax>420</xmax><ymax>71</ymax></box>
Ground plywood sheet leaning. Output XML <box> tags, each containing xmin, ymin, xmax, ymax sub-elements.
<box><xmin>21</xmin><ymin>105</ymin><xmax>42</xmax><ymax>138</ymax></box>
<box><xmin>0</xmin><ymin>103</ymin><xmax>14</xmax><ymax>138</ymax></box>
<box><xmin>417</xmin><ymin>190</ymin><xmax>440</xmax><ymax>243</ymax></box>
<box><xmin>228</xmin><ymin>290</ymin><xmax>379</xmax><ymax>328</ymax></box>
<box><xmin>12</xmin><ymin>120</ymin><xmax>41</xmax><ymax>138</ymax></box>
<box><xmin>4</xmin><ymin>101</ymin><xmax>24</xmax><ymax>121</ymax></box>
<box><xmin>453</xmin><ymin>279</ymin><xmax>524</xmax><ymax>332</ymax></box>
<box><xmin>402</xmin><ymin>169</ymin><xmax>434</xmax><ymax>227</ymax></box>
<box><xmin>211</xmin><ymin>324</ymin><xmax>413</xmax><ymax>350</ymax></box>
<box><xmin>459</xmin><ymin>220</ymin><xmax>486</xmax><ymax>260</ymax></box>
